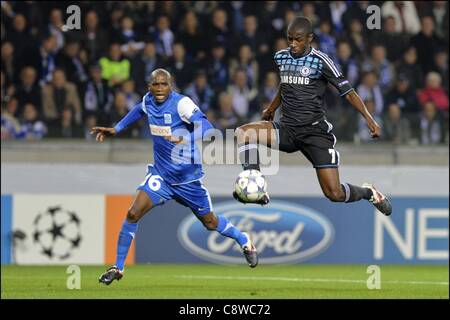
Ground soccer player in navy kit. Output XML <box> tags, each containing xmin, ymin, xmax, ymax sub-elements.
<box><xmin>93</xmin><ymin>69</ymin><xmax>258</xmax><ymax>285</ymax></box>
<box><xmin>234</xmin><ymin>17</ymin><xmax>392</xmax><ymax>216</ymax></box>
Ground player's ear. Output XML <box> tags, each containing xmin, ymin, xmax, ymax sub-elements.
<box><xmin>307</xmin><ymin>33</ymin><xmax>314</xmax><ymax>43</ymax></box>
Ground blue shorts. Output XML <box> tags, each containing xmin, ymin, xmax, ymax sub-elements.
<box><xmin>137</xmin><ymin>165</ymin><xmax>213</xmax><ymax>216</ymax></box>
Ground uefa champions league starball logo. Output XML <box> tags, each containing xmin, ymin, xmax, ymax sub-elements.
<box><xmin>32</xmin><ymin>206</ymin><xmax>82</xmax><ymax>260</ymax></box>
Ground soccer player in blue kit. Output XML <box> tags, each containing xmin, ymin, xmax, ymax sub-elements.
<box><xmin>92</xmin><ymin>69</ymin><xmax>258</xmax><ymax>285</ymax></box>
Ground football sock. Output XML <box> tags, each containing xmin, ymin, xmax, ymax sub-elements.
<box><xmin>341</xmin><ymin>183</ymin><xmax>373</xmax><ymax>203</ymax></box>
<box><xmin>238</xmin><ymin>142</ymin><xmax>260</xmax><ymax>171</ymax></box>
<box><xmin>116</xmin><ymin>220</ymin><xmax>138</xmax><ymax>271</ymax></box>
<box><xmin>216</xmin><ymin>215</ymin><xmax>248</xmax><ymax>247</ymax></box>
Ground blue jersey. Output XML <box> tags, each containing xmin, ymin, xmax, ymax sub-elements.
<box><xmin>141</xmin><ymin>91</ymin><xmax>203</xmax><ymax>185</ymax></box>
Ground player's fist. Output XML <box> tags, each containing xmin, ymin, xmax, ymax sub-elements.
<box><xmin>90</xmin><ymin>127</ymin><xmax>116</xmax><ymax>142</ymax></box>
<box><xmin>261</xmin><ymin>108</ymin><xmax>275</xmax><ymax>121</ymax></box>
<box><xmin>367</xmin><ymin>120</ymin><xmax>381</xmax><ymax>139</ymax></box>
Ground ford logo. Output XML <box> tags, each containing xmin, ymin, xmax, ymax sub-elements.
<box><xmin>177</xmin><ymin>201</ymin><xmax>334</xmax><ymax>264</ymax></box>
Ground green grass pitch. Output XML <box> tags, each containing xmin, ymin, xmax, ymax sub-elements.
<box><xmin>1</xmin><ymin>264</ymin><xmax>448</xmax><ymax>299</ymax></box>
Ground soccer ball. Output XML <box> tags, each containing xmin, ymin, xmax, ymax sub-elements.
<box><xmin>235</xmin><ymin>169</ymin><xmax>267</xmax><ymax>202</ymax></box>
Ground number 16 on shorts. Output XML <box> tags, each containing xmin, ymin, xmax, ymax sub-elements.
<box><xmin>140</xmin><ymin>172</ymin><xmax>163</xmax><ymax>191</ymax></box>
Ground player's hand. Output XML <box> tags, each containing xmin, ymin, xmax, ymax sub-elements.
<box><xmin>164</xmin><ymin>135</ymin><xmax>186</xmax><ymax>144</ymax></box>
<box><xmin>261</xmin><ymin>108</ymin><xmax>275</xmax><ymax>121</ymax></box>
<box><xmin>90</xmin><ymin>127</ymin><xmax>116</xmax><ymax>142</ymax></box>
<box><xmin>367</xmin><ymin>120</ymin><xmax>381</xmax><ymax>139</ymax></box>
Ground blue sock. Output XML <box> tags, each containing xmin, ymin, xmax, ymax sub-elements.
<box><xmin>115</xmin><ymin>220</ymin><xmax>138</xmax><ymax>271</ymax></box>
<box><xmin>216</xmin><ymin>215</ymin><xmax>248</xmax><ymax>247</ymax></box>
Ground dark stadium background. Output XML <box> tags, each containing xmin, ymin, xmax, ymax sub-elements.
<box><xmin>1</xmin><ymin>1</ymin><xmax>448</xmax><ymax>143</ymax></box>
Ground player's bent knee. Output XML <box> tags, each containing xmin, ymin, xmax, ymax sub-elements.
<box><xmin>324</xmin><ymin>189</ymin><xmax>344</xmax><ymax>202</ymax></box>
<box><xmin>204</xmin><ymin>224</ymin><xmax>216</xmax><ymax>231</ymax></box>
<box><xmin>200</xmin><ymin>217</ymin><xmax>218</xmax><ymax>230</ymax></box>
<box><xmin>126</xmin><ymin>207</ymin><xmax>142</xmax><ymax>223</ymax></box>
<box><xmin>203</xmin><ymin>220</ymin><xmax>217</xmax><ymax>231</ymax></box>
<box><xmin>235</xmin><ymin>124</ymin><xmax>257</xmax><ymax>143</ymax></box>
<box><xmin>235</xmin><ymin>126</ymin><xmax>247</xmax><ymax>140</ymax></box>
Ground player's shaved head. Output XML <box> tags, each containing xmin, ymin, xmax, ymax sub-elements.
<box><xmin>287</xmin><ymin>16</ymin><xmax>313</xmax><ymax>35</ymax></box>
<box><xmin>150</xmin><ymin>68</ymin><xmax>172</xmax><ymax>83</ymax></box>
<box><xmin>286</xmin><ymin>16</ymin><xmax>314</xmax><ymax>56</ymax></box>
<box><xmin>149</xmin><ymin>68</ymin><xmax>173</xmax><ymax>104</ymax></box>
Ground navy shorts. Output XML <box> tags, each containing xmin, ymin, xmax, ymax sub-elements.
<box><xmin>272</xmin><ymin>119</ymin><xmax>340</xmax><ymax>168</ymax></box>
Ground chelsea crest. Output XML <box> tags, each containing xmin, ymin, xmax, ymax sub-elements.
<box><xmin>300</xmin><ymin>66</ymin><xmax>311</xmax><ymax>76</ymax></box>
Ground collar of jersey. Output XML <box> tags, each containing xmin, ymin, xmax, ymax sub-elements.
<box><xmin>288</xmin><ymin>46</ymin><xmax>313</xmax><ymax>60</ymax></box>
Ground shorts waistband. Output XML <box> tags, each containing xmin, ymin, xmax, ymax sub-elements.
<box><xmin>275</xmin><ymin>116</ymin><xmax>327</xmax><ymax>128</ymax></box>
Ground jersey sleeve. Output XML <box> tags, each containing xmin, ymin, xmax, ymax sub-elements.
<box><xmin>273</xmin><ymin>52</ymin><xmax>280</xmax><ymax>67</ymax></box>
<box><xmin>177</xmin><ymin>96</ymin><xmax>201</xmax><ymax>124</ymax></box>
<box><xmin>141</xmin><ymin>93</ymin><xmax>149</xmax><ymax>114</ymax></box>
<box><xmin>113</xmin><ymin>102</ymin><xmax>146</xmax><ymax>133</ymax></box>
<box><xmin>320</xmin><ymin>54</ymin><xmax>354</xmax><ymax>96</ymax></box>
<box><xmin>273</xmin><ymin>49</ymin><xmax>288</xmax><ymax>69</ymax></box>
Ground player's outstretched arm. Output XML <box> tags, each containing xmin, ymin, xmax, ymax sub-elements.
<box><xmin>345</xmin><ymin>90</ymin><xmax>381</xmax><ymax>139</ymax></box>
<box><xmin>91</xmin><ymin>103</ymin><xmax>146</xmax><ymax>142</ymax></box>
<box><xmin>90</xmin><ymin>127</ymin><xmax>116</xmax><ymax>142</ymax></box>
<box><xmin>261</xmin><ymin>86</ymin><xmax>282</xmax><ymax>121</ymax></box>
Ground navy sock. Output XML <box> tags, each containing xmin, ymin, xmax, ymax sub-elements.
<box><xmin>238</xmin><ymin>142</ymin><xmax>260</xmax><ymax>171</ymax></box>
<box><xmin>341</xmin><ymin>183</ymin><xmax>373</xmax><ymax>203</ymax></box>
<box><xmin>216</xmin><ymin>215</ymin><xmax>248</xmax><ymax>247</ymax></box>
<box><xmin>115</xmin><ymin>220</ymin><xmax>138</xmax><ymax>271</ymax></box>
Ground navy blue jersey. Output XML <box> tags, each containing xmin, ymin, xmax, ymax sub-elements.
<box><xmin>274</xmin><ymin>47</ymin><xmax>354</xmax><ymax>127</ymax></box>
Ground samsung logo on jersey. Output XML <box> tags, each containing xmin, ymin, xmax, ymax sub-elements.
<box><xmin>177</xmin><ymin>201</ymin><xmax>334</xmax><ymax>264</ymax></box>
<box><xmin>280</xmin><ymin>75</ymin><xmax>310</xmax><ymax>85</ymax></box>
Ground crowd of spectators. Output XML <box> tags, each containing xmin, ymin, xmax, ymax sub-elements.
<box><xmin>1</xmin><ymin>1</ymin><xmax>448</xmax><ymax>145</ymax></box>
